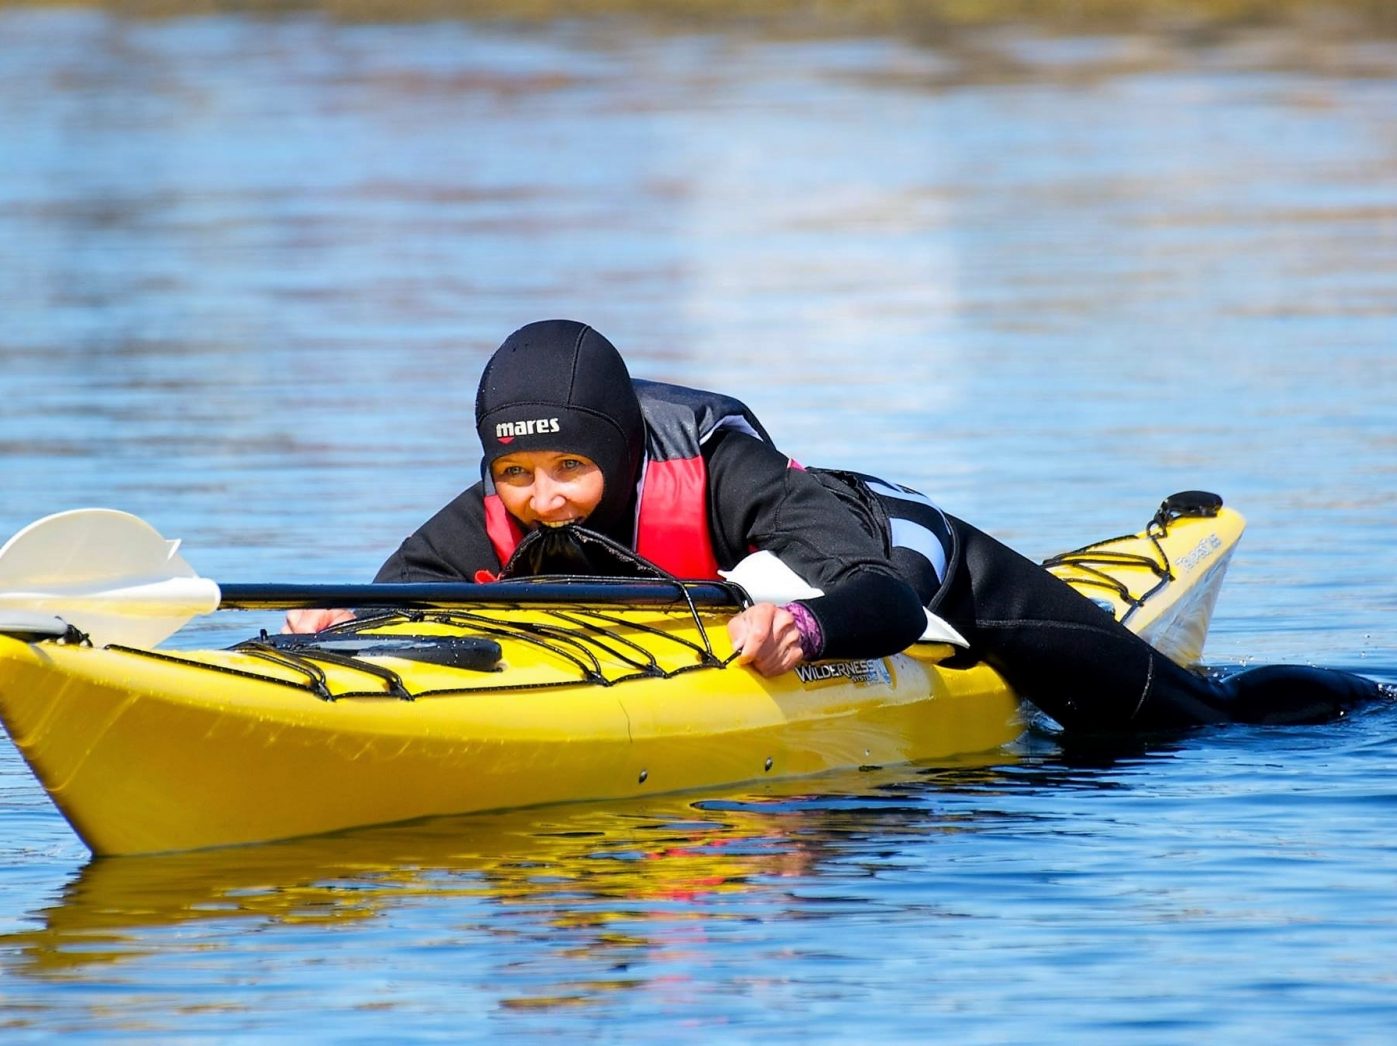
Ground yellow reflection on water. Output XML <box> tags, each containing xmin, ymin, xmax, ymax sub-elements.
<box><xmin>2</xmin><ymin>758</ymin><xmax>1005</xmax><ymax>1004</ymax></box>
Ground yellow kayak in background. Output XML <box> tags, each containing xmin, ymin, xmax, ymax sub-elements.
<box><xmin>0</xmin><ymin>495</ymin><xmax>1245</xmax><ymax>856</ymax></box>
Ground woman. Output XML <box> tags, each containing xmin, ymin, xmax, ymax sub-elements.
<box><xmin>288</xmin><ymin>320</ymin><xmax>1386</xmax><ymax>732</ymax></box>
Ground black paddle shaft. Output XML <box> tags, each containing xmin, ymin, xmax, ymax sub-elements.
<box><xmin>216</xmin><ymin>580</ymin><xmax>746</xmax><ymax>611</ymax></box>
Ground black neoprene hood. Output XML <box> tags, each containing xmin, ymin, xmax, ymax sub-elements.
<box><xmin>475</xmin><ymin>320</ymin><xmax>645</xmax><ymax>537</ymax></box>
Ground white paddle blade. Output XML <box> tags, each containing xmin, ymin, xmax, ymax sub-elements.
<box><xmin>719</xmin><ymin>550</ymin><xmax>824</xmax><ymax>603</ymax></box>
<box><xmin>720</xmin><ymin>549</ymin><xmax>968</xmax><ymax>648</ymax></box>
<box><xmin>0</xmin><ymin>509</ymin><xmax>221</xmax><ymax>648</ymax></box>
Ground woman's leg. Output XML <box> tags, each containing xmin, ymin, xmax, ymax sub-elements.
<box><xmin>933</xmin><ymin>515</ymin><xmax>1385</xmax><ymax>732</ymax></box>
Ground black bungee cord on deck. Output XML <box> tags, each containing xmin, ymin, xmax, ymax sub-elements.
<box><xmin>107</xmin><ymin>524</ymin><xmax>749</xmax><ymax>701</ymax></box>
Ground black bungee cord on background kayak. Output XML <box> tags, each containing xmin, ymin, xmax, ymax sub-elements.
<box><xmin>1040</xmin><ymin>490</ymin><xmax>1224</xmax><ymax>629</ymax></box>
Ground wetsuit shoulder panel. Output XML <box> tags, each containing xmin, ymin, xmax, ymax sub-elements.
<box><xmin>374</xmin><ymin>481</ymin><xmax>500</xmax><ymax>582</ymax></box>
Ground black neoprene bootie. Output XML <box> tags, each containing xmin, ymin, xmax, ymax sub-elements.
<box><xmin>1210</xmin><ymin>665</ymin><xmax>1387</xmax><ymax>725</ymax></box>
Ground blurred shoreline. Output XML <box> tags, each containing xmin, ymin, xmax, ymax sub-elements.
<box><xmin>4</xmin><ymin>0</ymin><xmax>1395</xmax><ymax>38</ymax></box>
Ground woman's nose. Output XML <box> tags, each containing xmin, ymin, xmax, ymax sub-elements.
<box><xmin>530</xmin><ymin>471</ymin><xmax>564</xmax><ymax>510</ymax></box>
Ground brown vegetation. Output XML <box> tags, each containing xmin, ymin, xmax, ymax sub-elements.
<box><xmin>5</xmin><ymin>0</ymin><xmax>1395</xmax><ymax>36</ymax></box>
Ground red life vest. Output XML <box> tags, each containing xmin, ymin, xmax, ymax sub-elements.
<box><xmin>481</xmin><ymin>381</ymin><xmax>773</xmax><ymax>579</ymax></box>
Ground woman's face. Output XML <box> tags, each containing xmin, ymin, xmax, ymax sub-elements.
<box><xmin>490</xmin><ymin>450</ymin><xmax>605</xmax><ymax>528</ymax></box>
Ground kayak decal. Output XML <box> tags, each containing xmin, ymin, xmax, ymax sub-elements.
<box><xmin>1179</xmin><ymin>532</ymin><xmax>1223</xmax><ymax>573</ymax></box>
<box><xmin>795</xmin><ymin>659</ymin><xmax>892</xmax><ymax>687</ymax></box>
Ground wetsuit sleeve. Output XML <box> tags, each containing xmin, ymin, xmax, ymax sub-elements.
<box><xmin>704</xmin><ymin>432</ymin><xmax>925</xmax><ymax>659</ymax></box>
<box><xmin>373</xmin><ymin>482</ymin><xmax>501</xmax><ymax>582</ymax></box>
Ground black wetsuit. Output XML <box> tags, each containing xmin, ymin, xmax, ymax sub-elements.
<box><xmin>378</xmin><ymin>430</ymin><xmax>1385</xmax><ymax>733</ymax></box>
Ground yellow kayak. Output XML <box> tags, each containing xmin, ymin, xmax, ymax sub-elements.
<box><xmin>0</xmin><ymin>495</ymin><xmax>1245</xmax><ymax>856</ymax></box>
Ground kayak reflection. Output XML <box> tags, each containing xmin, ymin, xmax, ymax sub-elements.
<box><xmin>4</xmin><ymin>758</ymin><xmax>1015</xmax><ymax>984</ymax></box>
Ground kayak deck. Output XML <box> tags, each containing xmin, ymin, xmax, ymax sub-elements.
<box><xmin>0</xmin><ymin>499</ymin><xmax>1245</xmax><ymax>855</ymax></box>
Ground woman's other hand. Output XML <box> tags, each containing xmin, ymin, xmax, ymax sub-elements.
<box><xmin>282</xmin><ymin>608</ymin><xmax>356</xmax><ymax>634</ymax></box>
<box><xmin>727</xmin><ymin>602</ymin><xmax>805</xmax><ymax>676</ymax></box>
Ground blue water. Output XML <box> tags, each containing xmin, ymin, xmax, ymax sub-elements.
<box><xmin>2</xmin><ymin>7</ymin><xmax>1396</xmax><ymax>1041</ymax></box>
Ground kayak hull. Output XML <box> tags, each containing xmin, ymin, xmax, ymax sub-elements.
<box><xmin>0</xmin><ymin>635</ymin><xmax>1015</xmax><ymax>854</ymax></box>
<box><xmin>0</xmin><ymin>502</ymin><xmax>1245</xmax><ymax>855</ymax></box>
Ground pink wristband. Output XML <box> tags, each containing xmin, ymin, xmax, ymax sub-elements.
<box><xmin>784</xmin><ymin>601</ymin><xmax>825</xmax><ymax>661</ymax></box>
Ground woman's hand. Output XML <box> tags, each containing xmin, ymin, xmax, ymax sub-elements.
<box><xmin>727</xmin><ymin>602</ymin><xmax>805</xmax><ymax>676</ymax></box>
<box><xmin>282</xmin><ymin>608</ymin><xmax>356</xmax><ymax>634</ymax></box>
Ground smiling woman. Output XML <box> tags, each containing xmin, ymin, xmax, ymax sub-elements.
<box><xmin>335</xmin><ymin>318</ymin><xmax>931</xmax><ymax>677</ymax></box>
